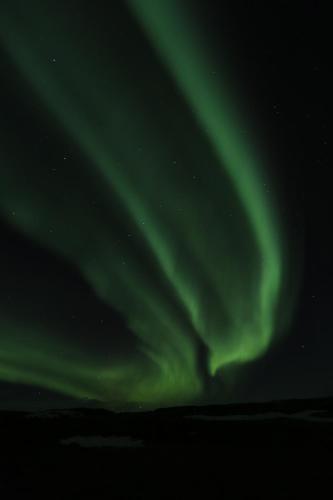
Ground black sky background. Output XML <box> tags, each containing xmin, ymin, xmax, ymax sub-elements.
<box><xmin>0</xmin><ymin>0</ymin><xmax>331</xmax><ymax>408</ymax></box>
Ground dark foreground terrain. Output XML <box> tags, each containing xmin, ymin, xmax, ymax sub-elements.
<box><xmin>1</xmin><ymin>397</ymin><xmax>333</xmax><ymax>498</ymax></box>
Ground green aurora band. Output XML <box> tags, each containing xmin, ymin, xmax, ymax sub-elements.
<box><xmin>0</xmin><ymin>1</ymin><xmax>288</xmax><ymax>407</ymax></box>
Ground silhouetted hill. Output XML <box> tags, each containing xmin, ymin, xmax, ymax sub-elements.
<box><xmin>1</xmin><ymin>397</ymin><xmax>333</xmax><ymax>498</ymax></box>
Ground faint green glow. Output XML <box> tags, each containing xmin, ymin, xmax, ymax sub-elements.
<box><xmin>0</xmin><ymin>0</ymin><xmax>287</xmax><ymax>407</ymax></box>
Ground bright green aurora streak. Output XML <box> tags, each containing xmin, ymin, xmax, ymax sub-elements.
<box><xmin>0</xmin><ymin>1</ymin><xmax>288</xmax><ymax>408</ymax></box>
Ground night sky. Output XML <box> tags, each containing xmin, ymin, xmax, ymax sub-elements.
<box><xmin>0</xmin><ymin>0</ymin><xmax>330</xmax><ymax>410</ymax></box>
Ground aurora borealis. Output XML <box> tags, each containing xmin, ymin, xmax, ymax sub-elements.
<box><xmin>0</xmin><ymin>0</ymin><xmax>295</xmax><ymax>408</ymax></box>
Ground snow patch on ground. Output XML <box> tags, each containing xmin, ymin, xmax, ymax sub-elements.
<box><xmin>61</xmin><ymin>435</ymin><xmax>144</xmax><ymax>448</ymax></box>
<box><xmin>188</xmin><ymin>410</ymin><xmax>333</xmax><ymax>422</ymax></box>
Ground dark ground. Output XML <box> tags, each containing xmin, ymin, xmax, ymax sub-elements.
<box><xmin>1</xmin><ymin>397</ymin><xmax>333</xmax><ymax>498</ymax></box>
